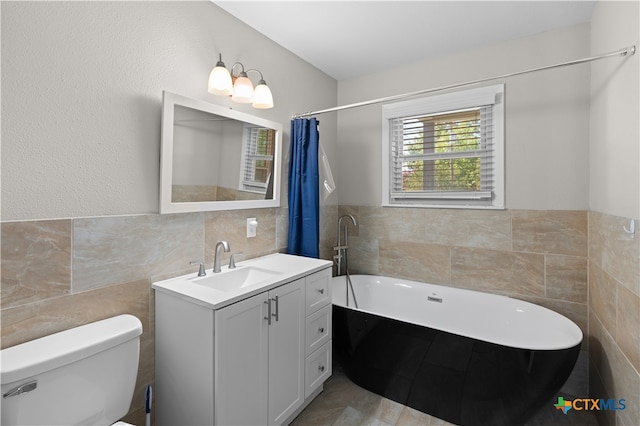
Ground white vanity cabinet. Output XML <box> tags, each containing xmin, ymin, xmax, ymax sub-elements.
<box><xmin>215</xmin><ymin>278</ymin><xmax>305</xmax><ymax>426</ymax></box>
<box><xmin>153</xmin><ymin>256</ymin><xmax>332</xmax><ymax>426</ymax></box>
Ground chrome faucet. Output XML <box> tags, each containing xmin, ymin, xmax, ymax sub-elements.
<box><xmin>333</xmin><ymin>214</ymin><xmax>359</xmax><ymax>308</ymax></box>
<box><xmin>213</xmin><ymin>241</ymin><xmax>230</xmax><ymax>273</ymax></box>
<box><xmin>334</xmin><ymin>214</ymin><xmax>357</xmax><ymax>275</ymax></box>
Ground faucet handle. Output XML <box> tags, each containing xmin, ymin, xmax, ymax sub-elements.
<box><xmin>229</xmin><ymin>252</ymin><xmax>244</xmax><ymax>269</ymax></box>
<box><xmin>190</xmin><ymin>260</ymin><xmax>206</xmax><ymax>277</ymax></box>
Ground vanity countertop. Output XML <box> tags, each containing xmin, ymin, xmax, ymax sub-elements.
<box><xmin>152</xmin><ymin>253</ymin><xmax>332</xmax><ymax>310</ymax></box>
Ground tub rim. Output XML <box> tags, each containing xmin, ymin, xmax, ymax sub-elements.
<box><xmin>331</xmin><ymin>274</ymin><xmax>583</xmax><ymax>351</ymax></box>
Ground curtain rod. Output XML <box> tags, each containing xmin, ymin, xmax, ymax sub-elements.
<box><xmin>292</xmin><ymin>45</ymin><xmax>636</xmax><ymax>119</ymax></box>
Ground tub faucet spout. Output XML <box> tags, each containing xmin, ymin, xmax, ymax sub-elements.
<box><xmin>213</xmin><ymin>241</ymin><xmax>230</xmax><ymax>273</ymax></box>
<box><xmin>334</xmin><ymin>214</ymin><xmax>358</xmax><ymax>275</ymax></box>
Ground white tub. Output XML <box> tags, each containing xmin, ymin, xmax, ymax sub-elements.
<box><xmin>332</xmin><ymin>274</ymin><xmax>582</xmax><ymax>351</ymax></box>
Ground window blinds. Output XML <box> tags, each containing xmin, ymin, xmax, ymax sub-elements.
<box><xmin>242</xmin><ymin>127</ymin><xmax>274</xmax><ymax>191</ymax></box>
<box><xmin>389</xmin><ymin>106</ymin><xmax>494</xmax><ymax>202</ymax></box>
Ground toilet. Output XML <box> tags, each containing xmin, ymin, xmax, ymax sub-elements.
<box><xmin>1</xmin><ymin>314</ymin><xmax>143</xmax><ymax>426</ymax></box>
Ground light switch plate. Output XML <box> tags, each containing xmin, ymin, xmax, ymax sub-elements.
<box><xmin>247</xmin><ymin>217</ymin><xmax>257</xmax><ymax>238</ymax></box>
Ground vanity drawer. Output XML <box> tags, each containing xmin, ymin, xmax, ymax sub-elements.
<box><xmin>305</xmin><ymin>268</ymin><xmax>331</xmax><ymax>315</ymax></box>
<box><xmin>305</xmin><ymin>305</ymin><xmax>332</xmax><ymax>356</ymax></box>
<box><xmin>305</xmin><ymin>341</ymin><xmax>332</xmax><ymax>398</ymax></box>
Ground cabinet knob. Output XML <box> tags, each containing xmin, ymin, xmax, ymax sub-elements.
<box><xmin>318</xmin><ymin>288</ymin><xmax>325</xmax><ymax>294</ymax></box>
<box><xmin>318</xmin><ymin>327</ymin><xmax>325</xmax><ymax>333</ymax></box>
<box><xmin>318</xmin><ymin>365</ymin><xmax>325</xmax><ymax>372</ymax></box>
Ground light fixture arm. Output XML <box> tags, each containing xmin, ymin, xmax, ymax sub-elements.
<box><xmin>230</xmin><ymin>62</ymin><xmax>248</xmax><ymax>78</ymax></box>
<box><xmin>246</xmin><ymin>69</ymin><xmax>267</xmax><ymax>84</ymax></box>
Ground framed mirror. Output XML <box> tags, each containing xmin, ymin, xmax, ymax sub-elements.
<box><xmin>160</xmin><ymin>91</ymin><xmax>282</xmax><ymax>213</ymax></box>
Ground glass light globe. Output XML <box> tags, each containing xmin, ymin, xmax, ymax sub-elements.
<box><xmin>208</xmin><ymin>64</ymin><xmax>233</xmax><ymax>96</ymax></box>
<box><xmin>231</xmin><ymin>74</ymin><xmax>254</xmax><ymax>103</ymax></box>
<box><xmin>252</xmin><ymin>81</ymin><xmax>274</xmax><ymax>109</ymax></box>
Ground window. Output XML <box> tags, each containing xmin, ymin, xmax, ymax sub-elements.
<box><xmin>240</xmin><ymin>126</ymin><xmax>276</xmax><ymax>193</ymax></box>
<box><xmin>382</xmin><ymin>84</ymin><xmax>504</xmax><ymax>209</ymax></box>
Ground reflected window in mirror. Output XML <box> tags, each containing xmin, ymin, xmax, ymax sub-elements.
<box><xmin>240</xmin><ymin>126</ymin><xmax>276</xmax><ymax>196</ymax></box>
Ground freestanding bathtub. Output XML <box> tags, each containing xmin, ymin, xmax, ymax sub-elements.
<box><xmin>332</xmin><ymin>275</ymin><xmax>582</xmax><ymax>426</ymax></box>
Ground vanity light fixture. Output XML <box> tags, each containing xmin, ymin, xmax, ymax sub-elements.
<box><xmin>207</xmin><ymin>54</ymin><xmax>274</xmax><ymax>109</ymax></box>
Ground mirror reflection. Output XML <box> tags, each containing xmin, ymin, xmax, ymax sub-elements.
<box><xmin>172</xmin><ymin>105</ymin><xmax>276</xmax><ymax>202</ymax></box>
<box><xmin>160</xmin><ymin>92</ymin><xmax>282</xmax><ymax>214</ymax></box>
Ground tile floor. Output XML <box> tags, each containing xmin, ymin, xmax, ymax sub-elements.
<box><xmin>291</xmin><ymin>367</ymin><xmax>598</xmax><ymax>426</ymax></box>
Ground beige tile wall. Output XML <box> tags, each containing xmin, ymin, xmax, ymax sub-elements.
<box><xmin>1</xmin><ymin>220</ymin><xmax>72</xmax><ymax>308</ymax></box>
<box><xmin>588</xmin><ymin>211</ymin><xmax>640</xmax><ymax>426</ymax></box>
<box><xmin>3</xmin><ymin>206</ymin><xmax>637</xmax><ymax>425</ymax></box>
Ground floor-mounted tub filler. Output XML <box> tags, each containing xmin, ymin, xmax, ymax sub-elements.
<box><xmin>332</xmin><ymin>275</ymin><xmax>582</xmax><ymax>426</ymax></box>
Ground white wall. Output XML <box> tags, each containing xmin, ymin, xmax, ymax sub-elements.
<box><xmin>172</xmin><ymin>106</ymin><xmax>223</xmax><ymax>186</ymax></box>
<box><xmin>1</xmin><ymin>1</ymin><xmax>338</xmax><ymax>221</ymax></box>
<box><xmin>589</xmin><ymin>0</ymin><xmax>640</xmax><ymax>219</ymax></box>
<box><xmin>336</xmin><ymin>24</ymin><xmax>592</xmax><ymax>210</ymax></box>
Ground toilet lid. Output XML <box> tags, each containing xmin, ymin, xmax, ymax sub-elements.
<box><xmin>111</xmin><ymin>422</ymin><xmax>135</xmax><ymax>426</ymax></box>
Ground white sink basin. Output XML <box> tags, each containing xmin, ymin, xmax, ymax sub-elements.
<box><xmin>153</xmin><ymin>253</ymin><xmax>333</xmax><ymax>310</ymax></box>
<box><xmin>192</xmin><ymin>266</ymin><xmax>282</xmax><ymax>293</ymax></box>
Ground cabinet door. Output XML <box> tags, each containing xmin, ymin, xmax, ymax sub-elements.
<box><xmin>215</xmin><ymin>292</ymin><xmax>269</xmax><ymax>426</ymax></box>
<box><xmin>268</xmin><ymin>278</ymin><xmax>305</xmax><ymax>425</ymax></box>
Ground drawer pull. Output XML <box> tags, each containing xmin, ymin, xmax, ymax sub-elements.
<box><xmin>318</xmin><ymin>365</ymin><xmax>325</xmax><ymax>372</ymax></box>
<box><xmin>318</xmin><ymin>327</ymin><xmax>325</xmax><ymax>333</ymax></box>
<box><xmin>272</xmin><ymin>296</ymin><xmax>279</xmax><ymax>322</ymax></box>
<box><xmin>317</xmin><ymin>288</ymin><xmax>325</xmax><ymax>294</ymax></box>
<box><xmin>264</xmin><ymin>300</ymin><xmax>272</xmax><ymax>326</ymax></box>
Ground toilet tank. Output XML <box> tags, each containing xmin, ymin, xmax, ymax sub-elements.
<box><xmin>1</xmin><ymin>314</ymin><xmax>143</xmax><ymax>426</ymax></box>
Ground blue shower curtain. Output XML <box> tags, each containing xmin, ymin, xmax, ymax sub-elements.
<box><xmin>287</xmin><ymin>118</ymin><xmax>320</xmax><ymax>258</ymax></box>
